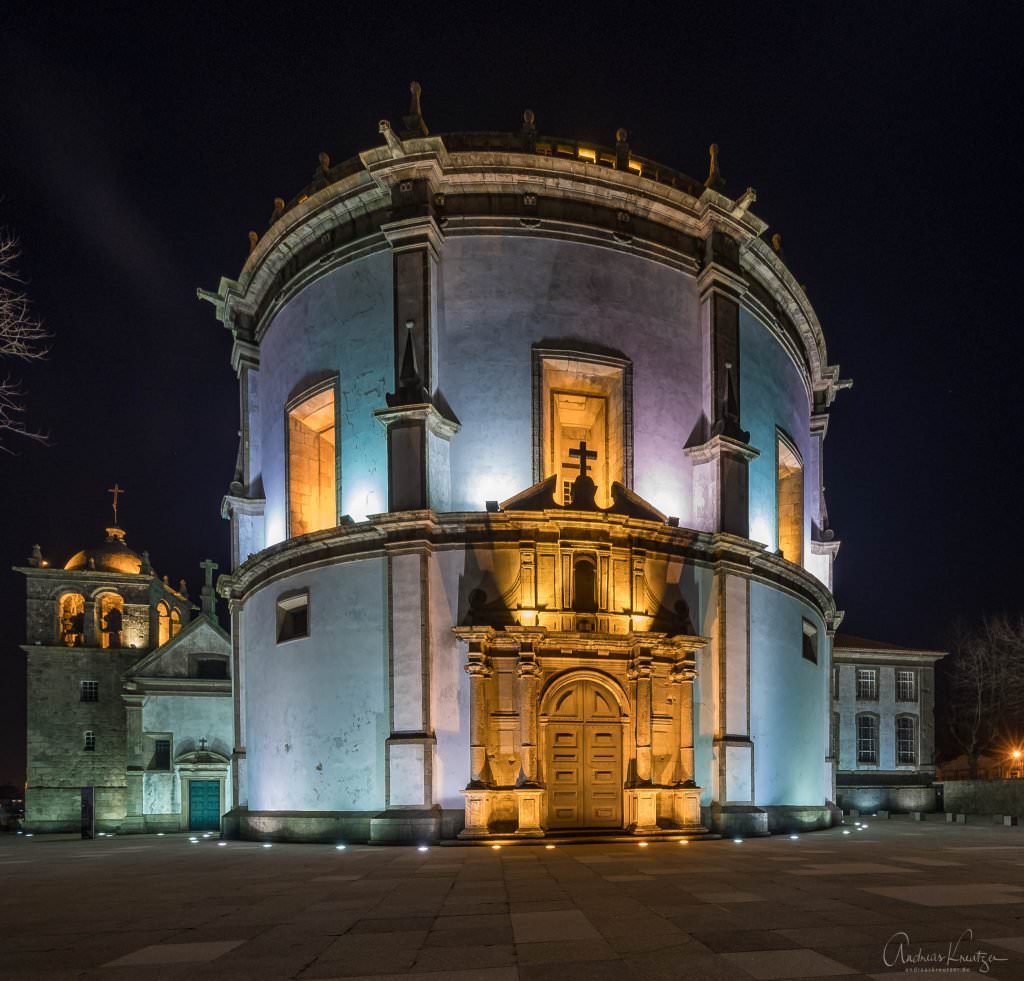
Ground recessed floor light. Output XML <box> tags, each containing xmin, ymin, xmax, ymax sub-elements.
<box><xmin>544</xmin><ymin>844</ymin><xmax>555</xmax><ymax>850</ymax></box>
<box><xmin>417</xmin><ymin>845</ymin><xmax>429</xmax><ymax>852</ymax></box>
<box><xmin>491</xmin><ymin>844</ymin><xmax>501</xmax><ymax>850</ymax></box>
<box><xmin>217</xmin><ymin>841</ymin><xmax>227</xmax><ymax>847</ymax></box>
<box><xmin>789</xmin><ymin>835</ymin><xmax>799</xmax><ymax>840</ymax></box>
<box><xmin>262</xmin><ymin>843</ymin><xmax>273</xmax><ymax>848</ymax></box>
<box><xmin>638</xmin><ymin>841</ymin><xmax>649</xmax><ymax>848</ymax></box>
<box><xmin>733</xmin><ymin>838</ymin><xmax>743</xmax><ymax>844</ymax></box>
<box><xmin>335</xmin><ymin>844</ymin><xmax>346</xmax><ymax>851</ymax></box>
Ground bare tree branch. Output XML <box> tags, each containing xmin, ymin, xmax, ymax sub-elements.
<box><xmin>0</xmin><ymin>233</ymin><xmax>50</xmax><ymax>447</ymax></box>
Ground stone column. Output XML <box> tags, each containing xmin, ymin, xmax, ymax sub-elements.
<box><xmin>465</xmin><ymin>647</ymin><xmax>492</xmax><ymax>787</ymax></box>
<box><xmin>516</xmin><ymin>649</ymin><xmax>541</xmax><ymax>785</ymax></box>
<box><xmin>630</xmin><ymin>651</ymin><xmax>654</xmax><ymax>784</ymax></box>
<box><xmin>672</xmin><ymin>663</ymin><xmax>697</xmax><ymax>785</ymax></box>
<box><xmin>123</xmin><ymin>693</ymin><xmax>145</xmax><ymax>829</ymax></box>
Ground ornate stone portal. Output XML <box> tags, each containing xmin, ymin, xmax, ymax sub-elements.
<box><xmin>454</xmin><ymin>470</ymin><xmax>707</xmax><ymax>839</ymax></box>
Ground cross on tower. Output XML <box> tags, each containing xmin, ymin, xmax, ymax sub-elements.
<box><xmin>567</xmin><ymin>440</ymin><xmax>598</xmax><ymax>479</ymax></box>
<box><xmin>107</xmin><ymin>483</ymin><xmax>124</xmax><ymax>526</ymax></box>
<box><xmin>199</xmin><ymin>558</ymin><xmax>219</xmax><ymax>588</ymax></box>
<box><xmin>198</xmin><ymin>737</ymin><xmax>208</xmax><ymax>751</ymax></box>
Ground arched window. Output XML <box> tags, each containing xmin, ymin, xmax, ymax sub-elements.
<box><xmin>776</xmin><ymin>431</ymin><xmax>803</xmax><ymax>565</ymax></box>
<box><xmin>572</xmin><ymin>558</ymin><xmax>598</xmax><ymax>613</ymax></box>
<box><xmin>156</xmin><ymin>602</ymin><xmax>171</xmax><ymax>646</ymax></box>
<box><xmin>287</xmin><ymin>383</ymin><xmax>337</xmax><ymax>537</ymax></box>
<box><xmin>59</xmin><ymin>593</ymin><xmax>86</xmax><ymax>647</ymax></box>
<box><xmin>896</xmin><ymin>716</ymin><xmax>917</xmax><ymax>766</ymax></box>
<box><xmin>856</xmin><ymin>713</ymin><xmax>879</xmax><ymax>765</ymax></box>
<box><xmin>97</xmin><ymin>593</ymin><xmax>125</xmax><ymax>650</ymax></box>
<box><xmin>170</xmin><ymin>608</ymin><xmax>182</xmax><ymax>638</ymax></box>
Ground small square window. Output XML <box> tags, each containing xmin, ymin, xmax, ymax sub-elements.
<box><xmin>152</xmin><ymin>738</ymin><xmax>171</xmax><ymax>771</ymax></box>
<box><xmin>277</xmin><ymin>591</ymin><xmax>309</xmax><ymax>644</ymax></box>
<box><xmin>802</xmin><ymin>620</ymin><xmax>818</xmax><ymax>663</ymax></box>
<box><xmin>196</xmin><ymin>658</ymin><xmax>229</xmax><ymax>679</ymax></box>
<box><xmin>83</xmin><ymin>731</ymin><xmax>96</xmax><ymax>752</ymax></box>
<box><xmin>80</xmin><ymin>680</ymin><xmax>98</xmax><ymax>703</ymax></box>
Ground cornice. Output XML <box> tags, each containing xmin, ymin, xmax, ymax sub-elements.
<box><xmin>218</xmin><ymin>512</ymin><xmax>835</xmax><ymax>623</ymax></box>
<box><xmin>201</xmin><ymin>137</ymin><xmax>844</xmax><ymax>399</ymax></box>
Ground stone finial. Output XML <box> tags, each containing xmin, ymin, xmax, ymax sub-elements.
<box><xmin>178</xmin><ymin>578</ymin><xmax>189</xmax><ymax>599</ymax></box>
<box><xmin>522</xmin><ymin>109</ymin><xmax>536</xmax><ymax>132</ymax></box>
<box><xmin>247</xmin><ymin>231</ymin><xmax>259</xmax><ymax>254</ymax></box>
<box><xmin>318</xmin><ymin>151</ymin><xmax>331</xmax><ymax>174</ymax></box>
<box><xmin>270</xmin><ymin>197</ymin><xmax>286</xmax><ymax>224</ymax></box>
<box><xmin>615</xmin><ymin>128</ymin><xmax>630</xmax><ymax>171</ymax></box>
<box><xmin>386</xmin><ymin>319</ymin><xmax>430</xmax><ymax>407</ymax></box>
<box><xmin>28</xmin><ymin>544</ymin><xmax>42</xmax><ymax>568</ymax></box>
<box><xmin>200</xmin><ymin>558</ymin><xmax>219</xmax><ymax>620</ymax></box>
<box><xmin>140</xmin><ymin>550</ymin><xmax>153</xmax><ymax>576</ymax></box>
<box><xmin>770</xmin><ymin>232</ymin><xmax>783</xmax><ymax>255</ymax></box>
<box><xmin>704</xmin><ymin>143</ymin><xmax>725</xmax><ymax>190</ymax></box>
<box><xmin>402</xmin><ymin>80</ymin><xmax>429</xmax><ymax>138</ymax></box>
<box><xmin>378</xmin><ymin>118</ymin><xmax>405</xmax><ymax>156</ymax></box>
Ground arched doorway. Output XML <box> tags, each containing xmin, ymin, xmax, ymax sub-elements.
<box><xmin>543</xmin><ymin>676</ymin><xmax>624</xmax><ymax>830</ymax></box>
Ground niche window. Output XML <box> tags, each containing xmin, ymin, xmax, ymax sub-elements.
<box><xmin>277</xmin><ymin>591</ymin><xmax>310</xmax><ymax>644</ymax></box>
<box><xmin>196</xmin><ymin>658</ymin><xmax>229</xmax><ymax>679</ymax></box>
<box><xmin>534</xmin><ymin>350</ymin><xmax>631</xmax><ymax>508</ymax></box>
<box><xmin>97</xmin><ymin>593</ymin><xmax>125</xmax><ymax>649</ymax></box>
<box><xmin>856</xmin><ymin>714</ymin><xmax>878</xmax><ymax>765</ymax></box>
<box><xmin>59</xmin><ymin>593</ymin><xmax>86</xmax><ymax>647</ymax></box>
<box><xmin>287</xmin><ymin>384</ymin><xmax>337</xmax><ymax>537</ymax></box>
<box><xmin>832</xmin><ymin>666</ymin><xmax>840</xmax><ymax>699</ymax></box>
<box><xmin>80</xmin><ymin>680</ymin><xmax>98</xmax><ymax>703</ymax></box>
<box><xmin>896</xmin><ymin>669</ymin><xmax>917</xmax><ymax>702</ymax></box>
<box><xmin>83</xmin><ymin>730</ymin><xmax>96</xmax><ymax>752</ymax></box>
<box><xmin>776</xmin><ymin>432</ymin><xmax>804</xmax><ymax>565</ymax></box>
<box><xmin>151</xmin><ymin>738</ymin><xmax>171</xmax><ymax>771</ymax></box>
<box><xmin>896</xmin><ymin>716</ymin><xmax>917</xmax><ymax>765</ymax></box>
<box><xmin>802</xmin><ymin>619</ymin><xmax>818</xmax><ymax>664</ymax></box>
<box><xmin>856</xmin><ymin>667</ymin><xmax>878</xmax><ymax>701</ymax></box>
<box><xmin>572</xmin><ymin>557</ymin><xmax>598</xmax><ymax>613</ymax></box>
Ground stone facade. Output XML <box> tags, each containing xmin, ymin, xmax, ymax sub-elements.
<box><xmin>16</xmin><ymin>533</ymin><xmax>233</xmax><ymax>834</ymax></box>
<box><xmin>205</xmin><ymin>93</ymin><xmax>864</xmax><ymax>843</ymax></box>
<box><xmin>832</xmin><ymin>634</ymin><xmax>945</xmax><ymax>813</ymax></box>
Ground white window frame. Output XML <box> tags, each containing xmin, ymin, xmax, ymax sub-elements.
<box><xmin>856</xmin><ymin>667</ymin><xmax>878</xmax><ymax>701</ymax></box>
<box><xmin>856</xmin><ymin>713</ymin><xmax>878</xmax><ymax>765</ymax></box>
<box><xmin>896</xmin><ymin>716</ymin><xmax>917</xmax><ymax>766</ymax></box>
<box><xmin>896</xmin><ymin>669</ymin><xmax>917</xmax><ymax>703</ymax></box>
<box><xmin>83</xmin><ymin>730</ymin><xmax>96</xmax><ymax>752</ymax></box>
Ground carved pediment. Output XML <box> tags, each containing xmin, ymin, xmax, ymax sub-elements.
<box><xmin>499</xmin><ymin>474</ymin><xmax>665</xmax><ymax>523</ymax></box>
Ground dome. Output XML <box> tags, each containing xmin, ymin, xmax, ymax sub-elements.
<box><xmin>64</xmin><ymin>527</ymin><xmax>143</xmax><ymax>575</ymax></box>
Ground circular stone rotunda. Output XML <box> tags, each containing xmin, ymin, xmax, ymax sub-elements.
<box><xmin>202</xmin><ymin>84</ymin><xmax>850</xmax><ymax>844</ymax></box>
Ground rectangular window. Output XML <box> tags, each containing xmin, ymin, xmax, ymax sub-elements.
<box><xmin>535</xmin><ymin>349</ymin><xmax>630</xmax><ymax>509</ymax></box>
<box><xmin>288</xmin><ymin>384</ymin><xmax>337</xmax><ymax>537</ymax></box>
<box><xmin>152</xmin><ymin>738</ymin><xmax>171</xmax><ymax>771</ymax></box>
<box><xmin>196</xmin><ymin>659</ymin><xmax>229</xmax><ymax>679</ymax></box>
<box><xmin>856</xmin><ymin>668</ymin><xmax>878</xmax><ymax>701</ymax></box>
<box><xmin>777</xmin><ymin>432</ymin><xmax>804</xmax><ymax>565</ymax></box>
<box><xmin>856</xmin><ymin>715</ymin><xmax>878</xmax><ymax>764</ymax></box>
<box><xmin>83</xmin><ymin>731</ymin><xmax>96</xmax><ymax>752</ymax></box>
<box><xmin>896</xmin><ymin>717</ymin><xmax>917</xmax><ymax>765</ymax></box>
<box><xmin>832</xmin><ymin>666</ymin><xmax>840</xmax><ymax>699</ymax></box>
<box><xmin>277</xmin><ymin>591</ymin><xmax>310</xmax><ymax>644</ymax></box>
<box><xmin>80</xmin><ymin>680</ymin><xmax>98</xmax><ymax>703</ymax></box>
<box><xmin>831</xmin><ymin>712</ymin><xmax>840</xmax><ymax>763</ymax></box>
<box><xmin>896</xmin><ymin>669</ymin><xmax>917</xmax><ymax>702</ymax></box>
<box><xmin>802</xmin><ymin>619</ymin><xmax>818</xmax><ymax>663</ymax></box>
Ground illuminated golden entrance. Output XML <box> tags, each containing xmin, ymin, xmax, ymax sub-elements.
<box><xmin>544</xmin><ymin>678</ymin><xmax>623</xmax><ymax>830</ymax></box>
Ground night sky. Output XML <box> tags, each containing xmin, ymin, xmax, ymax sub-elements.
<box><xmin>1</xmin><ymin>3</ymin><xmax>1021</xmax><ymax>788</ymax></box>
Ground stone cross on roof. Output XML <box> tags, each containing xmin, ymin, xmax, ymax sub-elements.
<box><xmin>567</xmin><ymin>440</ymin><xmax>598</xmax><ymax>479</ymax></box>
<box><xmin>107</xmin><ymin>483</ymin><xmax>124</xmax><ymax>526</ymax></box>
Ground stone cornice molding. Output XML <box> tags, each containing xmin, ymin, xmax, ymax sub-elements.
<box><xmin>683</xmin><ymin>435</ymin><xmax>761</xmax><ymax>466</ymax></box>
<box><xmin>832</xmin><ymin>648</ymin><xmax>947</xmax><ymax>664</ymax></box>
<box><xmin>220</xmin><ymin>513</ymin><xmax>835</xmax><ymax>626</ymax></box>
<box><xmin>201</xmin><ymin>138</ymin><xmax>845</xmax><ymax>399</ymax></box>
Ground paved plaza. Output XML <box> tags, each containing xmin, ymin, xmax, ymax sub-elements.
<box><xmin>5</xmin><ymin>819</ymin><xmax>1024</xmax><ymax>980</ymax></box>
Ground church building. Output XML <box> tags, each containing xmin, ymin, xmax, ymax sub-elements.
<box><xmin>16</xmin><ymin>509</ymin><xmax>233</xmax><ymax>835</ymax></box>
<box><xmin>203</xmin><ymin>84</ymin><xmax>866</xmax><ymax>843</ymax></box>
<box><xmin>19</xmin><ymin>85</ymin><xmax>942</xmax><ymax>842</ymax></box>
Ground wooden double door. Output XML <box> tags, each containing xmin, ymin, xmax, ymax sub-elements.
<box><xmin>545</xmin><ymin>678</ymin><xmax>624</xmax><ymax>829</ymax></box>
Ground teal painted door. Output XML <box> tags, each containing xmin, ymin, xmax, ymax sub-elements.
<box><xmin>188</xmin><ymin>780</ymin><xmax>221</xmax><ymax>831</ymax></box>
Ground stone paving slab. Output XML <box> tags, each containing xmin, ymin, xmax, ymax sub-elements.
<box><xmin>5</xmin><ymin>819</ymin><xmax>1024</xmax><ymax>979</ymax></box>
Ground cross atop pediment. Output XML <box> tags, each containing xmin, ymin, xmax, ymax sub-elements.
<box><xmin>567</xmin><ymin>440</ymin><xmax>598</xmax><ymax>479</ymax></box>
